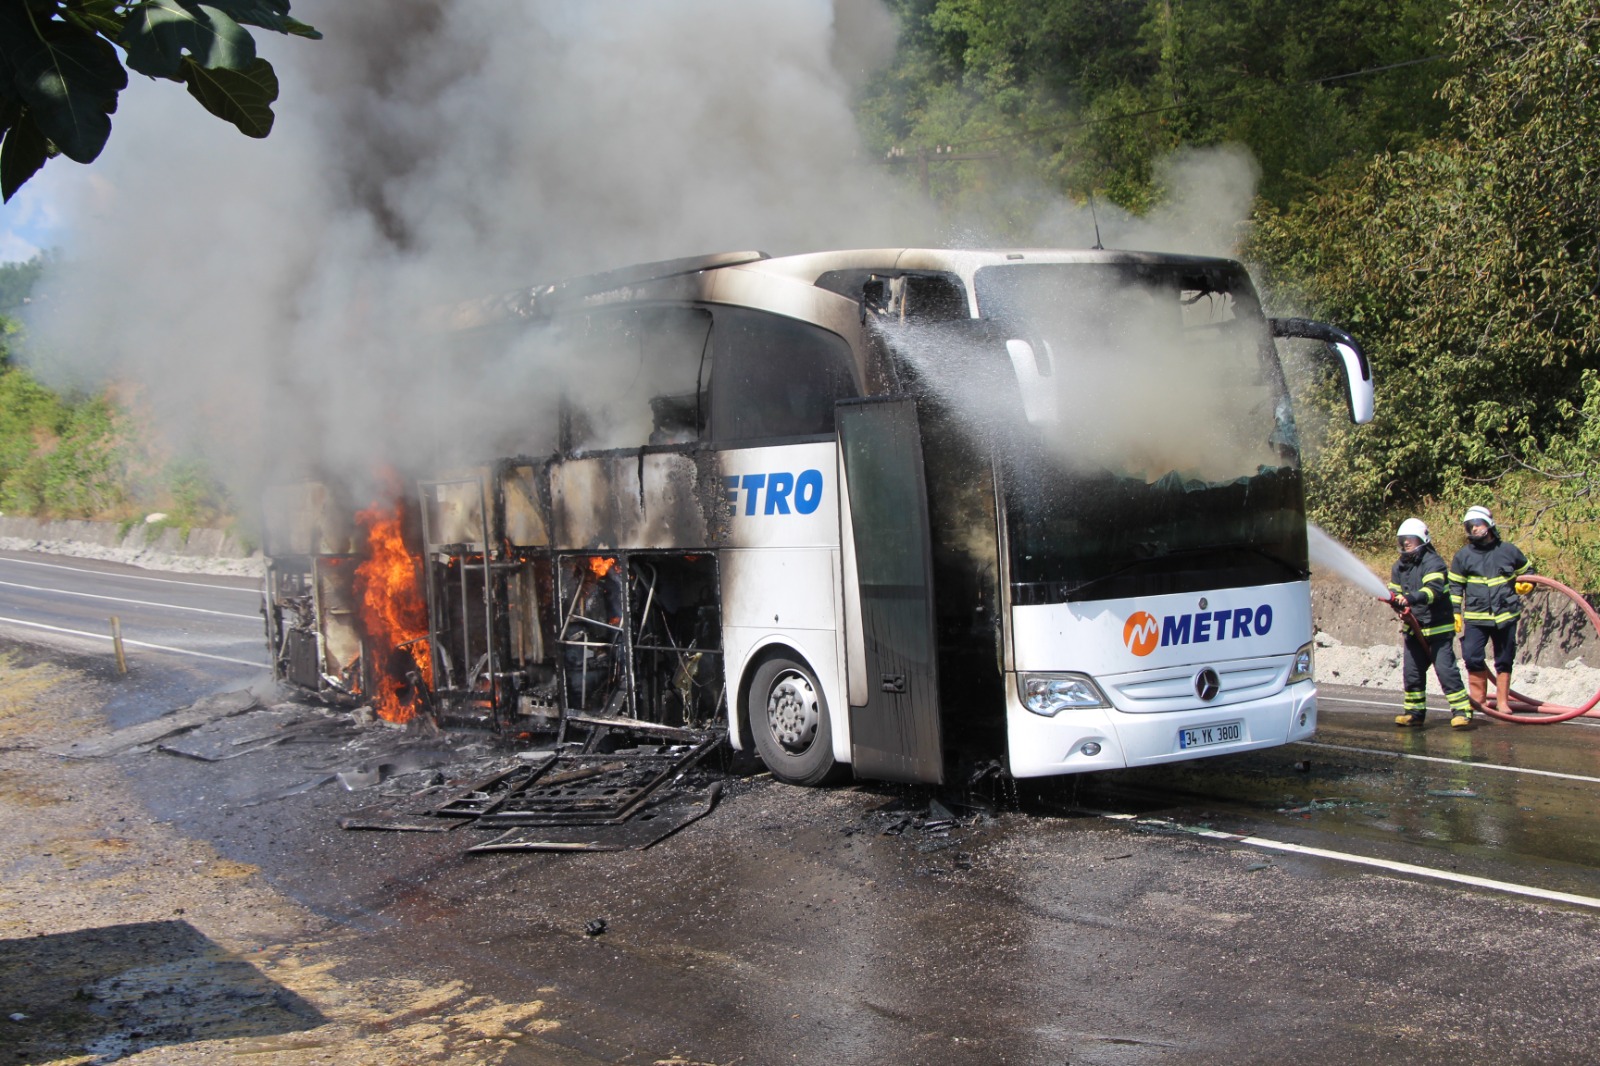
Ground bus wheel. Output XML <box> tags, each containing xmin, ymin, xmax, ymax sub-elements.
<box><xmin>749</xmin><ymin>654</ymin><xmax>840</xmax><ymax>786</ymax></box>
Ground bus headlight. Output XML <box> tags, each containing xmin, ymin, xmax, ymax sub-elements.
<box><xmin>1288</xmin><ymin>641</ymin><xmax>1314</xmax><ymax>684</ymax></box>
<box><xmin>1019</xmin><ymin>673</ymin><xmax>1108</xmax><ymax>716</ymax></box>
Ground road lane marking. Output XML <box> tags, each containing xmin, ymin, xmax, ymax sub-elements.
<box><xmin>0</xmin><ymin>614</ymin><xmax>267</xmax><ymax>668</ymax></box>
<box><xmin>1093</xmin><ymin>811</ymin><xmax>1600</xmax><ymax>911</ymax></box>
<box><xmin>1319</xmin><ymin>692</ymin><xmax>1600</xmax><ymax>728</ymax></box>
<box><xmin>0</xmin><ymin>555</ymin><xmax>259</xmax><ymax>592</ymax></box>
<box><xmin>0</xmin><ymin>579</ymin><xmax>261</xmax><ymax>620</ymax></box>
<box><xmin>1297</xmin><ymin>741</ymin><xmax>1600</xmax><ymax>785</ymax></box>
<box><xmin>1317</xmin><ymin>694</ymin><xmax>1400</xmax><ymax>709</ymax></box>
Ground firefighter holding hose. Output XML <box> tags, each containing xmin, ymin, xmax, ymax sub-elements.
<box><xmin>1388</xmin><ymin>518</ymin><xmax>1473</xmax><ymax>728</ymax></box>
<box><xmin>1449</xmin><ymin>505</ymin><xmax>1534</xmax><ymax>721</ymax></box>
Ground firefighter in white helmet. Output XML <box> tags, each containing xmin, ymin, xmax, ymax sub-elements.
<box><xmin>1387</xmin><ymin>518</ymin><xmax>1472</xmax><ymax>726</ymax></box>
<box><xmin>1448</xmin><ymin>505</ymin><xmax>1533</xmax><ymax>725</ymax></box>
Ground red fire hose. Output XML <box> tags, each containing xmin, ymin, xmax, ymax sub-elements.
<box><xmin>1477</xmin><ymin>573</ymin><xmax>1600</xmax><ymax>723</ymax></box>
<box><xmin>1387</xmin><ymin>573</ymin><xmax>1600</xmax><ymax>724</ymax></box>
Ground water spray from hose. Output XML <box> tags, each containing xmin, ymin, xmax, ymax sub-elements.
<box><xmin>1306</xmin><ymin>524</ymin><xmax>1389</xmax><ymax>599</ymax></box>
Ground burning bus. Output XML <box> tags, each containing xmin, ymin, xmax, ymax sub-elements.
<box><xmin>261</xmin><ymin>248</ymin><xmax>1372</xmax><ymax>786</ymax></box>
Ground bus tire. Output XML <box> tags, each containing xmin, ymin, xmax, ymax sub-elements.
<box><xmin>748</xmin><ymin>653</ymin><xmax>842</xmax><ymax>786</ymax></box>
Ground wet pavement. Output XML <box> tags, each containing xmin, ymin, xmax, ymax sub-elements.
<box><xmin>10</xmin><ymin>644</ymin><xmax>1600</xmax><ymax>1064</ymax></box>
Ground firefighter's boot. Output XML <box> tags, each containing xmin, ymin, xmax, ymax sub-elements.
<box><xmin>1467</xmin><ymin>670</ymin><xmax>1490</xmax><ymax>710</ymax></box>
<box><xmin>1395</xmin><ymin>692</ymin><xmax>1426</xmax><ymax>727</ymax></box>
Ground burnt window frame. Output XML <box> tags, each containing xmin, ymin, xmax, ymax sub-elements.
<box><xmin>556</xmin><ymin>303</ymin><xmax>716</xmax><ymax>456</ymax></box>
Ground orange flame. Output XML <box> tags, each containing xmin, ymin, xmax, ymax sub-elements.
<box><xmin>353</xmin><ymin>503</ymin><xmax>432</xmax><ymax>723</ymax></box>
<box><xmin>587</xmin><ymin>556</ymin><xmax>617</xmax><ymax>578</ymax></box>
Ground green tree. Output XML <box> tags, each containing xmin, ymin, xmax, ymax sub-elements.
<box><xmin>1249</xmin><ymin>0</ymin><xmax>1600</xmax><ymax>544</ymax></box>
<box><xmin>860</xmin><ymin>0</ymin><xmax>1454</xmax><ymax>217</ymax></box>
<box><xmin>0</xmin><ymin>0</ymin><xmax>319</xmax><ymax>201</ymax></box>
<box><xmin>0</xmin><ymin>253</ymin><xmax>47</xmax><ymax>314</ymax></box>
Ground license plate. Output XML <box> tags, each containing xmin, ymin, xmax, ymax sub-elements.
<box><xmin>1179</xmin><ymin>720</ymin><xmax>1243</xmax><ymax>750</ymax></box>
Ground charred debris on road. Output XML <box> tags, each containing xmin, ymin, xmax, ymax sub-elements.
<box><xmin>58</xmin><ymin>686</ymin><xmax>998</xmax><ymax>856</ymax></box>
<box><xmin>55</xmin><ymin>685</ymin><xmax>734</xmax><ymax>853</ymax></box>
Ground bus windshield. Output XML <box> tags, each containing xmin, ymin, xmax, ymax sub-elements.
<box><xmin>974</xmin><ymin>261</ymin><xmax>1307</xmax><ymax>604</ymax></box>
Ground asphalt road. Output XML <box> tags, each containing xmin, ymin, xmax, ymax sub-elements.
<box><xmin>0</xmin><ymin>549</ymin><xmax>268</xmax><ymax>725</ymax></box>
<box><xmin>6</xmin><ymin>551</ymin><xmax>1600</xmax><ymax>1063</ymax></box>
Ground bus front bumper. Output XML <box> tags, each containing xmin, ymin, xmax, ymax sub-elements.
<box><xmin>1004</xmin><ymin>679</ymin><xmax>1318</xmax><ymax>778</ymax></box>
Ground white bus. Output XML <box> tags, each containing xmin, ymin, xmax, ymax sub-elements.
<box><xmin>262</xmin><ymin>248</ymin><xmax>1372</xmax><ymax>787</ymax></box>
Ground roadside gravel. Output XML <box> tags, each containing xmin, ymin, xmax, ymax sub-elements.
<box><xmin>0</xmin><ymin>646</ymin><xmax>568</xmax><ymax>1066</ymax></box>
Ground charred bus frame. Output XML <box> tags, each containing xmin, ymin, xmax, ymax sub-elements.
<box><xmin>262</xmin><ymin>248</ymin><xmax>1372</xmax><ymax>785</ymax></box>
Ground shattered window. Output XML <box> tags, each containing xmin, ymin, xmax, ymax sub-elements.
<box><xmin>563</xmin><ymin>306</ymin><xmax>713</xmax><ymax>452</ymax></box>
<box><xmin>712</xmin><ymin>307</ymin><xmax>859</xmax><ymax>442</ymax></box>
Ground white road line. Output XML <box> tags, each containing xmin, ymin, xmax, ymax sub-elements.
<box><xmin>1319</xmin><ymin>692</ymin><xmax>1600</xmax><ymax>727</ymax></box>
<box><xmin>1318</xmin><ymin>694</ymin><xmax>1399</xmax><ymax>709</ymax></box>
<box><xmin>1298</xmin><ymin>741</ymin><xmax>1600</xmax><ymax>785</ymax></box>
<box><xmin>0</xmin><ymin>554</ymin><xmax>259</xmax><ymax>592</ymax></box>
<box><xmin>1094</xmin><ymin>811</ymin><xmax>1600</xmax><ymax>911</ymax></box>
<box><xmin>0</xmin><ymin>579</ymin><xmax>260</xmax><ymax>620</ymax></box>
<box><xmin>0</xmin><ymin>615</ymin><xmax>267</xmax><ymax>668</ymax></box>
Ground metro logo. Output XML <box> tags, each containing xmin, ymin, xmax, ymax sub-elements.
<box><xmin>1123</xmin><ymin>611</ymin><xmax>1160</xmax><ymax>656</ymax></box>
<box><xmin>1123</xmin><ymin>604</ymin><xmax>1274</xmax><ymax>656</ymax></box>
<box><xmin>724</xmin><ymin>470</ymin><xmax>825</xmax><ymax>516</ymax></box>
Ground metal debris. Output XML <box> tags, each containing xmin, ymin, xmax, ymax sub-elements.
<box><xmin>470</xmin><ymin>783</ymin><xmax>723</xmax><ymax>853</ymax></box>
<box><xmin>333</xmin><ymin>721</ymin><xmax>728</xmax><ymax>852</ymax></box>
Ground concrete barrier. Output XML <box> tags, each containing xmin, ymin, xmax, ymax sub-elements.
<box><xmin>0</xmin><ymin>515</ymin><xmax>256</xmax><ymax>560</ymax></box>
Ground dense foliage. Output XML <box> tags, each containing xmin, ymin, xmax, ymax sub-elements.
<box><xmin>0</xmin><ymin>263</ymin><xmax>230</xmax><ymax>526</ymax></box>
<box><xmin>1248</xmin><ymin>0</ymin><xmax>1600</xmax><ymax>551</ymax></box>
<box><xmin>0</xmin><ymin>0</ymin><xmax>318</xmax><ymax>200</ymax></box>
<box><xmin>860</xmin><ymin>0</ymin><xmax>1454</xmax><ymax>218</ymax></box>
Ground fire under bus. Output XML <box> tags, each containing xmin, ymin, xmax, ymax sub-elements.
<box><xmin>261</xmin><ymin>248</ymin><xmax>1373</xmax><ymax>786</ymax></box>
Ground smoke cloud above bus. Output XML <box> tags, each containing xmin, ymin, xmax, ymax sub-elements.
<box><xmin>25</xmin><ymin>0</ymin><xmax>913</xmax><ymax>497</ymax></box>
<box><xmin>24</xmin><ymin>0</ymin><xmax>1265</xmax><ymax>505</ymax></box>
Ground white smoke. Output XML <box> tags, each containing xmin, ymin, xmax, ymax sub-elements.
<box><xmin>29</xmin><ymin>0</ymin><xmax>920</xmax><ymax>500</ymax></box>
<box><xmin>1021</xmin><ymin>143</ymin><xmax>1263</xmax><ymax>257</ymax></box>
<box><xmin>26</xmin><ymin>0</ymin><xmax>1271</xmax><ymax>512</ymax></box>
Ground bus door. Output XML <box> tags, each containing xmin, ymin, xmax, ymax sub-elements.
<box><xmin>836</xmin><ymin>397</ymin><xmax>944</xmax><ymax>784</ymax></box>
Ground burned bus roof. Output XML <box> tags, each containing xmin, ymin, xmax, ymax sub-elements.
<box><xmin>441</xmin><ymin>247</ymin><xmax>1246</xmax><ymax>333</ymax></box>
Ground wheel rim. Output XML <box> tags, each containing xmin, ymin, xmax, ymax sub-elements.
<box><xmin>766</xmin><ymin>669</ymin><xmax>819</xmax><ymax>753</ymax></box>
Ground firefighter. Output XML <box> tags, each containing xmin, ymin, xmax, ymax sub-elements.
<box><xmin>1387</xmin><ymin>518</ymin><xmax>1472</xmax><ymax>727</ymax></box>
<box><xmin>1448</xmin><ymin>505</ymin><xmax>1534</xmax><ymax>725</ymax></box>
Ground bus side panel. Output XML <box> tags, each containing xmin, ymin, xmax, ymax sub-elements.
<box><xmin>720</xmin><ymin>562</ymin><xmax>849</xmax><ymax>762</ymax></box>
<box><xmin>717</xmin><ymin>443</ymin><xmax>848</xmax><ymax>760</ymax></box>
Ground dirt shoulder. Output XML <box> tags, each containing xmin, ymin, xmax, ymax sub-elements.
<box><xmin>0</xmin><ymin>645</ymin><xmax>571</xmax><ymax>1066</ymax></box>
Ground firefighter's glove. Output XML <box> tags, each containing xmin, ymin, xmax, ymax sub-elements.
<box><xmin>1454</xmin><ymin>615</ymin><xmax>1464</xmax><ymax>635</ymax></box>
<box><xmin>1514</xmin><ymin>581</ymin><xmax>1533</xmax><ymax>596</ymax></box>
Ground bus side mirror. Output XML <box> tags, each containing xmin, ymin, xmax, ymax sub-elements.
<box><xmin>1270</xmin><ymin>317</ymin><xmax>1374</xmax><ymax>424</ymax></box>
<box><xmin>1005</xmin><ymin>339</ymin><xmax>1056</xmax><ymax>424</ymax></box>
